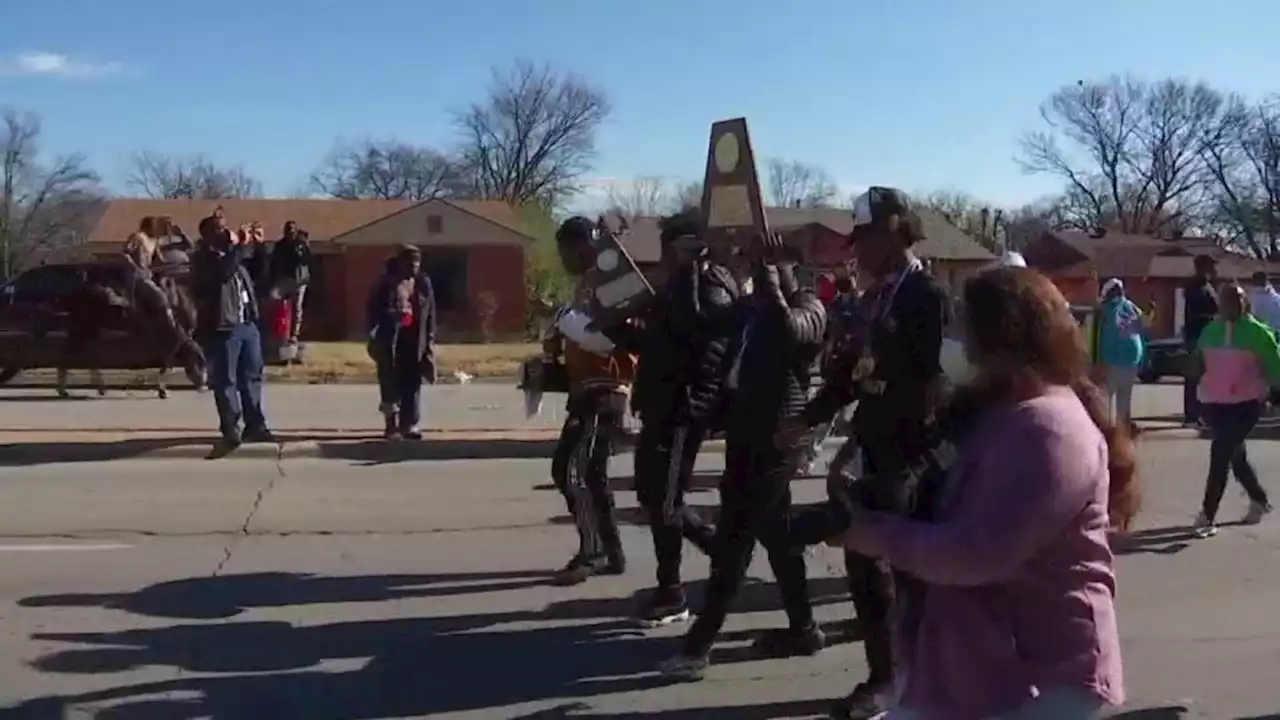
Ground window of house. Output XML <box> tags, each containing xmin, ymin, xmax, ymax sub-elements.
<box><xmin>426</xmin><ymin>214</ymin><xmax>444</xmax><ymax>234</ymax></box>
<box><xmin>419</xmin><ymin>248</ymin><xmax>467</xmax><ymax>312</ymax></box>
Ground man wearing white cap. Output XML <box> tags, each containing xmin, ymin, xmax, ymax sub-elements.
<box><xmin>786</xmin><ymin>186</ymin><xmax>952</xmax><ymax>719</ymax></box>
<box><xmin>1098</xmin><ymin>278</ymin><xmax>1145</xmax><ymax>426</ymax></box>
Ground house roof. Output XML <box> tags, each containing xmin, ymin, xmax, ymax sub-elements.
<box><xmin>612</xmin><ymin>206</ymin><xmax>995</xmax><ymax>263</ymax></box>
<box><xmin>1029</xmin><ymin>229</ymin><xmax>1280</xmax><ymax>279</ymax></box>
<box><xmin>758</xmin><ymin>207</ymin><xmax>994</xmax><ymax>261</ymax></box>
<box><xmin>87</xmin><ymin>198</ymin><xmax>532</xmax><ymax>246</ymax></box>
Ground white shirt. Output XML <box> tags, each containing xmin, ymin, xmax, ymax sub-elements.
<box><xmin>1249</xmin><ymin>286</ymin><xmax>1280</xmax><ymax>331</ymax></box>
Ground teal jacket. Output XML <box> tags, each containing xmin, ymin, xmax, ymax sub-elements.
<box><xmin>1098</xmin><ymin>297</ymin><xmax>1144</xmax><ymax>368</ymax></box>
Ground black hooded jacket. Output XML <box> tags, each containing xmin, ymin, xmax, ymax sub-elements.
<box><xmin>606</xmin><ymin>261</ymin><xmax>740</xmax><ymax>424</ymax></box>
<box><xmin>803</xmin><ymin>267</ymin><xmax>950</xmax><ymax>463</ymax></box>
<box><xmin>724</xmin><ymin>263</ymin><xmax>827</xmax><ymax>440</ymax></box>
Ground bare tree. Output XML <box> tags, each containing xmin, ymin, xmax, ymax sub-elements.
<box><xmin>603</xmin><ymin>176</ymin><xmax>672</xmax><ymax>219</ymax></box>
<box><xmin>1020</xmin><ymin>76</ymin><xmax>1227</xmax><ymax>235</ymax></box>
<box><xmin>1</xmin><ymin>110</ymin><xmax>101</xmax><ymax>277</ymax></box>
<box><xmin>765</xmin><ymin>158</ymin><xmax>838</xmax><ymax>208</ymax></box>
<box><xmin>126</xmin><ymin>151</ymin><xmax>262</xmax><ymax>199</ymax></box>
<box><xmin>672</xmin><ymin>180</ymin><xmax>703</xmax><ymax>211</ymax></box>
<box><xmin>917</xmin><ymin>189</ymin><xmax>1007</xmax><ymax>252</ymax></box>
<box><xmin>309</xmin><ymin>138</ymin><xmax>465</xmax><ymax>201</ymax></box>
<box><xmin>1201</xmin><ymin>96</ymin><xmax>1280</xmax><ymax>257</ymax></box>
<box><xmin>453</xmin><ymin>60</ymin><xmax>610</xmax><ymax>207</ymax></box>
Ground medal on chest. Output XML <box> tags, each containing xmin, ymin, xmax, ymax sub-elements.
<box><xmin>851</xmin><ymin>353</ymin><xmax>876</xmax><ymax>381</ymax></box>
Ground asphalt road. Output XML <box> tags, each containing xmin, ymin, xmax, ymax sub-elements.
<box><xmin>1</xmin><ymin>438</ymin><xmax>1279</xmax><ymax>719</ymax></box>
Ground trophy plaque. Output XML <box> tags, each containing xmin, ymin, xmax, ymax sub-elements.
<box><xmin>582</xmin><ymin>215</ymin><xmax>656</xmax><ymax>327</ymax></box>
<box><xmin>700</xmin><ymin>118</ymin><xmax>770</xmax><ymax>256</ymax></box>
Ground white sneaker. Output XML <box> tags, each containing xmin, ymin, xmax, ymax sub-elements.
<box><xmin>1243</xmin><ymin>501</ymin><xmax>1273</xmax><ymax>525</ymax></box>
<box><xmin>1193</xmin><ymin>512</ymin><xmax>1218</xmax><ymax>538</ymax></box>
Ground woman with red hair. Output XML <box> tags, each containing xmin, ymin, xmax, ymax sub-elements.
<box><xmin>843</xmin><ymin>267</ymin><xmax>1136</xmax><ymax>719</ymax></box>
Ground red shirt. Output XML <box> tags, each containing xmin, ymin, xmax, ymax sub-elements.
<box><xmin>817</xmin><ymin>274</ymin><xmax>837</xmax><ymax>305</ymax></box>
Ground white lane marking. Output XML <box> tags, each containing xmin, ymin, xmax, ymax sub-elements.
<box><xmin>0</xmin><ymin>543</ymin><xmax>133</xmax><ymax>552</ymax></box>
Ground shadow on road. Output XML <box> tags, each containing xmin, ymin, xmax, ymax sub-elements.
<box><xmin>511</xmin><ymin>699</ymin><xmax>833</xmax><ymax>718</ymax></box>
<box><xmin>7</xmin><ymin>570</ymin><xmax>849</xmax><ymax>719</ymax></box>
<box><xmin>0</xmin><ymin>436</ymin><xmax>222</xmax><ymax>466</ymax></box>
<box><xmin>322</xmin><ymin>437</ymin><xmax>560</xmax><ymax>464</ymax></box>
<box><xmin>1111</xmin><ymin>526</ymin><xmax>1196</xmax><ymax>556</ymax></box>
<box><xmin>19</xmin><ymin>570</ymin><xmax>552</xmax><ymax>620</ymax></box>
<box><xmin>1108</xmin><ymin>707</ymin><xmax>1193</xmax><ymax>719</ymax></box>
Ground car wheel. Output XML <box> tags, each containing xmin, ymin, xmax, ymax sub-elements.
<box><xmin>0</xmin><ymin>367</ymin><xmax>19</xmax><ymax>385</ymax></box>
<box><xmin>1138</xmin><ymin>369</ymin><xmax>1159</xmax><ymax>384</ymax></box>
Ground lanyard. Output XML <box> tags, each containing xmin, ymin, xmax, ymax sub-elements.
<box><xmin>868</xmin><ymin>257</ymin><xmax>923</xmax><ymax>323</ymax></box>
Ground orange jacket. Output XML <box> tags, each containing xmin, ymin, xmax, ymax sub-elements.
<box><xmin>562</xmin><ymin>338</ymin><xmax>637</xmax><ymax>394</ymax></box>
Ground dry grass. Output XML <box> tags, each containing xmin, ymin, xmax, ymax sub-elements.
<box><xmin>269</xmin><ymin>342</ymin><xmax>538</xmax><ymax>383</ymax></box>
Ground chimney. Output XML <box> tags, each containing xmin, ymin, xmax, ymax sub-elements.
<box><xmin>980</xmin><ymin>207</ymin><xmax>991</xmax><ymax>238</ymax></box>
<box><xmin>793</xmin><ymin>199</ymin><xmax>802</xmax><ymax>209</ymax></box>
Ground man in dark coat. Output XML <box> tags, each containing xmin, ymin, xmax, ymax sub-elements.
<box><xmin>366</xmin><ymin>245</ymin><xmax>437</xmax><ymax>440</ymax></box>
<box><xmin>787</xmin><ymin>187</ymin><xmax>952</xmax><ymax>719</ymax></box>
<box><xmin>268</xmin><ymin>220</ymin><xmax>314</xmax><ymax>343</ymax></box>
<box><xmin>658</xmin><ymin>231</ymin><xmax>827</xmax><ymax>680</ymax></box>
<box><xmin>1182</xmin><ymin>254</ymin><xmax>1218</xmax><ymax>425</ymax></box>
<box><xmin>191</xmin><ymin>214</ymin><xmax>273</xmax><ymax>449</ymax></box>
<box><xmin>603</xmin><ymin>207</ymin><xmax>741</xmax><ymax>626</ymax></box>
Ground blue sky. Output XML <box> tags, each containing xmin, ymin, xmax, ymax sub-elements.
<box><xmin>3</xmin><ymin>0</ymin><xmax>1277</xmax><ymax>210</ymax></box>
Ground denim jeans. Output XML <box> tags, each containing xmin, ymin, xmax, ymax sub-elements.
<box><xmin>885</xmin><ymin>686</ymin><xmax>1105</xmax><ymax>719</ymax></box>
<box><xmin>375</xmin><ymin>343</ymin><xmax>424</xmax><ymax>432</ymax></box>
<box><xmin>205</xmin><ymin>322</ymin><xmax>266</xmax><ymax>440</ymax></box>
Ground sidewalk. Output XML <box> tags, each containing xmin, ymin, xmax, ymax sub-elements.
<box><xmin>0</xmin><ymin>382</ymin><xmax>1199</xmax><ymax>463</ymax></box>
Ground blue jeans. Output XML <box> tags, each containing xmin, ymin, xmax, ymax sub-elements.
<box><xmin>375</xmin><ymin>342</ymin><xmax>423</xmax><ymax>431</ymax></box>
<box><xmin>885</xmin><ymin>686</ymin><xmax>1105</xmax><ymax>719</ymax></box>
<box><xmin>205</xmin><ymin>322</ymin><xmax>266</xmax><ymax>440</ymax></box>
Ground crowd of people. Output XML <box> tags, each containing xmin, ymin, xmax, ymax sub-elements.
<box><xmin>103</xmin><ymin>187</ymin><xmax>1280</xmax><ymax>716</ymax></box>
<box><xmin>115</xmin><ymin>207</ymin><xmax>438</xmax><ymax>448</ymax></box>
<box><xmin>532</xmin><ymin>185</ymin><xmax>1280</xmax><ymax>719</ymax></box>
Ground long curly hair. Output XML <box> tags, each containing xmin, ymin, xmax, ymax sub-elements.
<box><xmin>959</xmin><ymin>267</ymin><xmax>1141</xmax><ymax>531</ymax></box>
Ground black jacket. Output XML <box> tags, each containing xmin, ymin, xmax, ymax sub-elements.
<box><xmin>365</xmin><ymin>271</ymin><xmax>437</xmax><ymax>365</ymax></box>
<box><xmin>724</xmin><ymin>264</ymin><xmax>827</xmax><ymax>440</ymax></box>
<box><xmin>606</xmin><ymin>261</ymin><xmax>740</xmax><ymax>424</ymax></box>
<box><xmin>804</xmin><ymin>268</ymin><xmax>950</xmax><ymax>466</ymax></box>
<box><xmin>191</xmin><ymin>241</ymin><xmax>260</xmax><ymax>337</ymax></box>
<box><xmin>1182</xmin><ymin>278</ymin><xmax>1218</xmax><ymax>346</ymax></box>
<box><xmin>270</xmin><ymin>236</ymin><xmax>313</xmax><ymax>286</ymax></box>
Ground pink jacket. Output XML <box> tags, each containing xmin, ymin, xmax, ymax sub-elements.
<box><xmin>846</xmin><ymin>388</ymin><xmax>1123</xmax><ymax>719</ymax></box>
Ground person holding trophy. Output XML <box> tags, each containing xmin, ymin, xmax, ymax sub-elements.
<box><xmin>596</xmin><ymin>207</ymin><xmax>742</xmax><ymax>627</ymax></box>
<box><xmin>544</xmin><ymin>216</ymin><xmax>638</xmax><ymax>586</ymax></box>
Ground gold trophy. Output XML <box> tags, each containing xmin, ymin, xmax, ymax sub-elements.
<box><xmin>700</xmin><ymin>118</ymin><xmax>771</xmax><ymax>258</ymax></box>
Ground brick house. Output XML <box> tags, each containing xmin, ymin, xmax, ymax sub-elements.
<box><xmin>86</xmin><ymin>198</ymin><xmax>533</xmax><ymax>340</ymax></box>
<box><xmin>1022</xmin><ymin>229</ymin><xmax>1280</xmax><ymax>339</ymax></box>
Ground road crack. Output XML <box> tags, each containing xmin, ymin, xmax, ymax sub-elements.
<box><xmin>211</xmin><ymin>444</ymin><xmax>287</xmax><ymax>577</ymax></box>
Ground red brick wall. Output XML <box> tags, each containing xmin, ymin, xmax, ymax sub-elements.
<box><xmin>1046</xmin><ymin>275</ymin><xmax>1178</xmax><ymax>338</ymax></box>
<box><xmin>338</xmin><ymin>244</ymin><xmax>525</xmax><ymax>340</ymax></box>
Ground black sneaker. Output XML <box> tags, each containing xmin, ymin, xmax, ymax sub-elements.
<box><xmin>751</xmin><ymin>624</ymin><xmax>825</xmax><ymax>658</ymax></box>
<box><xmin>551</xmin><ymin>555</ymin><xmax>609</xmax><ymax>586</ymax></box>
<box><xmin>635</xmin><ymin>586</ymin><xmax>691</xmax><ymax>627</ymax></box>
<box><xmin>828</xmin><ymin>681</ymin><xmax>891</xmax><ymax>719</ymax></box>
<box><xmin>657</xmin><ymin>652</ymin><xmax>709</xmax><ymax>681</ymax></box>
<box><xmin>604</xmin><ymin>554</ymin><xmax>627</xmax><ymax>575</ymax></box>
<box><xmin>243</xmin><ymin>427</ymin><xmax>277</xmax><ymax>444</ymax></box>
